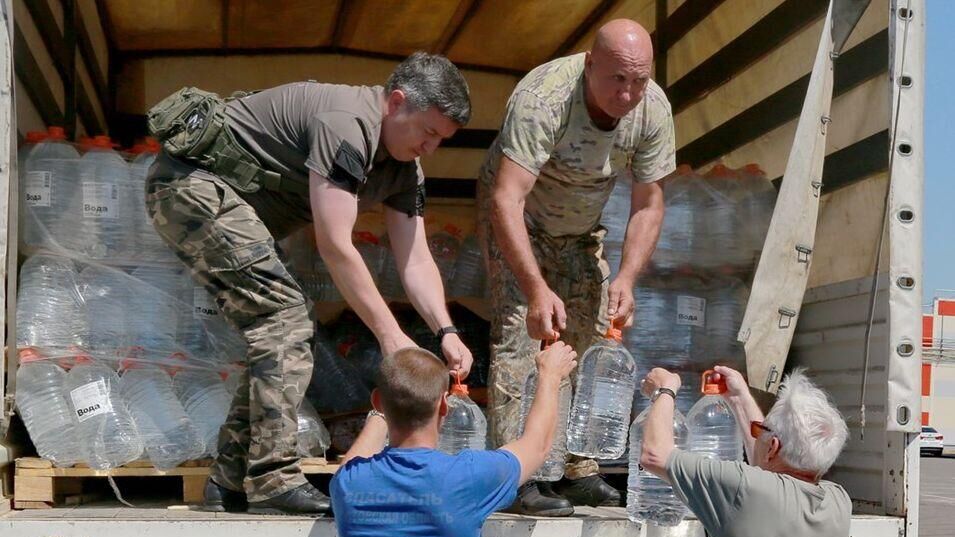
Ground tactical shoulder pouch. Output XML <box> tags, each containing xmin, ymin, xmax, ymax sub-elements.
<box><xmin>147</xmin><ymin>87</ymin><xmax>225</xmax><ymax>166</ymax></box>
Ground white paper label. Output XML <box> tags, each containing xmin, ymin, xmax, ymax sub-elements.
<box><xmin>82</xmin><ymin>181</ymin><xmax>119</xmax><ymax>219</ymax></box>
<box><xmin>193</xmin><ymin>287</ymin><xmax>220</xmax><ymax>319</ymax></box>
<box><xmin>25</xmin><ymin>171</ymin><xmax>53</xmax><ymax>207</ymax></box>
<box><xmin>676</xmin><ymin>296</ymin><xmax>706</xmax><ymax>327</ymax></box>
<box><xmin>69</xmin><ymin>380</ymin><xmax>112</xmax><ymax>422</ymax></box>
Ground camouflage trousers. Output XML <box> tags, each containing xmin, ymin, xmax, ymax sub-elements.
<box><xmin>477</xmin><ymin>184</ymin><xmax>608</xmax><ymax>480</ymax></box>
<box><xmin>145</xmin><ymin>152</ymin><xmax>312</xmax><ymax>502</ymax></box>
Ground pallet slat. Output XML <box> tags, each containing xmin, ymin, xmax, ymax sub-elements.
<box><xmin>13</xmin><ymin>457</ymin><xmax>341</xmax><ymax>510</ymax></box>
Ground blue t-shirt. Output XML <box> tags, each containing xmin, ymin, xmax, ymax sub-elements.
<box><xmin>331</xmin><ymin>447</ymin><xmax>521</xmax><ymax>537</ymax></box>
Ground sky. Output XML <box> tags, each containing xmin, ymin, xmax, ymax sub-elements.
<box><xmin>923</xmin><ymin>0</ymin><xmax>955</xmax><ymax>306</ymax></box>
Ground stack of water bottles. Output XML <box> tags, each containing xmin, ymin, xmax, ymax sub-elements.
<box><xmin>14</xmin><ymin>131</ymin><xmax>255</xmax><ymax>469</ymax></box>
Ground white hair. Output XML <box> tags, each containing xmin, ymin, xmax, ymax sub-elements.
<box><xmin>763</xmin><ymin>368</ymin><xmax>849</xmax><ymax>476</ymax></box>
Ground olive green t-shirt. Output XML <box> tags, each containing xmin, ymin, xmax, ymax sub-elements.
<box><xmin>223</xmin><ymin>82</ymin><xmax>424</xmax><ymax>239</ymax></box>
<box><xmin>666</xmin><ymin>449</ymin><xmax>852</xmax><ymax>537</ymax></box>
<box><xmin>477</xmin><ymin>53</ymin><xmax>676</xmax><ymax>237</ymax></box>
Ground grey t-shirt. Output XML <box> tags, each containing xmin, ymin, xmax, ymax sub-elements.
<box><xmin>223</xmin><ymin>82</ymin><xmax>425</xmax><ymax>239</ymax></box>
<box><xmin>666</xmin><ymin>449</ymin><xmax>851</xmax><ymax>537</ymax></box>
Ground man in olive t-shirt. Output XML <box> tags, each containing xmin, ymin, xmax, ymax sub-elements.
<box><xmin>145</xmin><ymin>53</ymin><xmax>474</xmax><ymax>515</ymax></box>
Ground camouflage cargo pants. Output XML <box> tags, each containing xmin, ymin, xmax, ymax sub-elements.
<box><xmin>477</xmin><ymin>184</ymin><xmax>608</xmax><ymax>480</ymax></box>
<box><xmin>145</xmin><ymin>152</ymin><xmax>312</xmax><ymax>502</ymax></box>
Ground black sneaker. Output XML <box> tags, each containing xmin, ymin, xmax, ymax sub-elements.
<box><xmin>202</xmin><ymin>478</ymin><xmax>248</xmax><ymax>513</ymax></box>
<box><xmin>504</xmin><ymin>482</ymin><xmax>574</xmax><ymax>517</ymax></box>
<box><xmin>553</xmin><ymin>475</ymin><xmax>621</xmax><ymax>507</ymax></box>
<box><xmin>247</xmin><ymin>483</ymin><xmax>332</xmax><ymax>516</ymax></box>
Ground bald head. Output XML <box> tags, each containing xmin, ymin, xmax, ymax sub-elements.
<box><xmin>592</xmin><ymin>19</ymin><xmax>653</xmax><ymax>63</ymax></box>
<box><xmin>585</xmin><ymin>19</ymin><xmax>654</xmax><ymax>121</ymax></box>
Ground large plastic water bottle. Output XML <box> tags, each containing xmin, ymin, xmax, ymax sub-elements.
<box><xmin>17</xmin><ymin>254</ymin><xmax>87</xmax><ymax>351</ymax></box>
<box><xmin>428</xmin><ymin>224</ymin><xmax>462</xmax><ymax>288</ymax></box>
<box><xmin>686</xmin><ymin>370</ymin><xmax>743</xmax><ymax>465</ymax></box>
<box><xmin>297</xmin><ymin>397</ymin><xmax>331</xmax><ymax>458</ymax></box>
<box><xmin>120</xmin><ymin>358</ymin><xmax>205</xmax><ymax>469</ymax></box>
<box><xmin>627</xmin><ymin>404</ymin><xmax>690</xmax><ymax>526</ymax></box>
<box><xmin>439</xmin><ymin>376</ymin><xmax>487</xmax><ymax>454</ymax></box>
<box><xmin>173</xmin><ymin>364</ymin><xmax>233</xmax><ymax>458</ymax></box>
<box><xmin>518</xmin><ymin>370</ymin><xmax>572</xmax><ymax>481</ymax></box>
<box><xmin>738</xmin><ymin>163</ymin><xmax>776</xmax><ymax>264</ymax></box>
<box><xmin>70</xmin><ymin>136</ymin><xmax>136</xmax><ymax>260</ymax></box>
<box><xmin>449</xmin><ymin>235</ymin><xmax>486</xmax><ymax>298</ymax></box>
<box><xmin>129</xmin><ymin>138</ymin><xmax>175</xmax><ymax>263</ymax></box>
<box><xmin>344</xmin><ymin>339</ymin><xmax>384</xmax><ymax>391</ymax></box>
<box><xmin>65</xmin><ymin>353</ymin><xmax>143</xmax><ymax>469</ymax></box>
<box><xmin>567</xmin><ymin>325</ymin><xmax>636</xmax><ymax>459</ymax></box>
<box><xmin>704</xmin><ymin>279</ymin><xmax>749</xmax><ymax>370</ymax></box>
<box><xmin>20</xmin><ymin>127</ymin><xmax>80</xmax><ymax>253</ymax></box>
<box><xmin>307</xmin><ymin>327</ymin><xmax>371</xmax><ymax>413</ymax></box>
<box><xmin>698</xmin><ymin>164</ymin><xmax>745</xmax><ymax>270</ymax></box>
<box><xmin>77</xmin><ymin>264</ymin><xmax>134</xmax><ymax>353</ymax></box>
<box><xmin>652</xmin><ymin>165</ymin><xmax>699</xmax><ymax>272</ymax></box>
<box><xmin>129</xmin><ymin>265</ymin><xmax>184</xmax><ymax>353</ymax></box>
<box><xmin>627</xmin><ymin>276</ymin><xmax>708</xmax><ymax>371</ymax></box>
<box><xmin>15</xmin><ymin>348</ymin><xmax>85</xmax><ymax>466</ymax></box>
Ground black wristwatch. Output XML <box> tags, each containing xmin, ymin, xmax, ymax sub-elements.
<box><xmin>435</xmin><ymin>325</ymin><xmax>459</xmax><ymax>340</ymax></box>
<box><xmin>651</xmin><ymin>387</ymin><xmax>678</xmax><ymax>403</ymax></box>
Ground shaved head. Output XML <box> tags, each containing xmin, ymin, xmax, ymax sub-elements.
<box><xmin>585</xmin><ymin>19</ymin><xmax>654</xmax><ymax>122</ymax></box>
<box><xmin>592</xmin><ymin>19</ymin><xmax>653</xmax><ymax>65</ymax></box>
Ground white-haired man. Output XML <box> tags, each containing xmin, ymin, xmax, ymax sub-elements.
<box><xmin>639</xmin><ymin>365</ymin><xmax>851</xmax><ymax>537</ymax></box>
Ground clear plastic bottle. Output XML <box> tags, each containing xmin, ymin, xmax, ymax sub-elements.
<box><xmin>129</xmin><ymin>264</ymin><xmax>184</xmax><ymax>354</ymax></box>
<box><xmin>77</xmin><ymin>264</ymin><xmax>134</xmax><ymax>353</ymax></box>
<box><xmin>627</xmin><ymin>404</ymin><xmax>690</xmax><ymax>526</ymax></box>
<box><xmin>20</xmin><ymin>127</ymin><xmax>80</xmax><ymax>253</ymax></box>
<box><xmin>438</xmin><ymin>376</ymin><xmax>487</xmax><ymax>454</ymax></box>
<box><xmin>345</xmin><ymin>339</ymin><xmax>384</xmax><ymax>391</ymax></box>
<box><xmin>120</xmin><ymin>359</ymin><xmax>205</xmax><ymax>469</ymax></box>
<box><xmin>129</xmin><ymin>138</ymin><xmax>175</xmax><ymax>263</ymax></box>
<box><xmin>627</xmin><ymin>276</ymin><xmax>708</xmax><ymax>371</ymax></box>
<box><xmin>307</xmin><ymin>328</ymin><xmax>371</xmax><ymax>413</ymax></box>
<box><xmin>297</xmin><ymin>397</ymin><xmax>332</xmax><ymax>458</ymax></box>
<box><xmin>16</xmin><ymin>254</ymin><xmax>87</xmax><ymax>351</ymax></box>
<box><xmin>173</xmin><ymin>364</ymin><xmax>233</xmax><ymax>458</ymax></box>
<box><xmin>704</xmin><ymin>279</ymin><xmax>749</xmax><ymax>370</ymax></box>
<box><xmin>738</xmin><ymin>163</ymin><xmax>777</xmax><ymax>265</ymax></box>
<box><xmin>449</xmin><ymin>235</ymin><xmax>486</xmax><ymax>298</ymax></box>
<box><xmin>698</xmin><ymin>164</ymin><xmax>744</xmax><ymax>270</ymax></box>
<box><xmin>686</xmin><ymin>370</ymin><xmax>743</xmax><ymax>465</ymax></box>
<box><xmin>65</xmin><ymin>353</ymin><xmax>143</xmax><ymax>469</ymax></box>
<box><xmin>653</xmin><ymin>165</ymin><xmax>705</xmax><ymax>272</ymax></box>
<box><xmin>15</xmin><ymin>348</ymin><xmax>85</xmax><ymax>466</ymax></box>
<box><xmin>65</xmin><ymin>136</ymin><xmax>136</xmax><ymax>260</ymax></box>
<box><xmin>518</xmin><ymin>370</ymin><xmax>572</xmax><ymax>481</ymax></box>
<box><xmin>567</xmin><ymin>325</ymin><xmax>636</xmax><ymax>459</ymax></box>
<box><xmin>428</xmin><ymin>224</ymin><xmax>462</xmax><ymax>288</ymax></box>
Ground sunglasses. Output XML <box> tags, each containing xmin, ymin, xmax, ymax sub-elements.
<box><xmin>750</xmin><ymin>420</ymin><xmax>773</xmax><ymax>440</ymax></box>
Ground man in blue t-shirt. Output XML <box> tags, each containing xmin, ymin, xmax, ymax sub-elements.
<box><xmin>331</xmin><ymin>343</ymin><xmax>578</xmax><ymax>536</ymax></box>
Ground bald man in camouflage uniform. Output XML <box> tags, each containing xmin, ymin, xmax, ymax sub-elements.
<box><xmin>477</xmin><ymin>20</ymin><xmax>675</xmax><ymax>516</ymax></box>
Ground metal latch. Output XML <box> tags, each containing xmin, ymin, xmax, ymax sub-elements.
<box><xmin>765</xmin><ymin>365</ymin><xmax>780</xmax><ymax>392</ymax></box>
<box><xmin>778</xmin><ymin>307</ymin><xmax>798</xmax><ymax>329</ymax></box>
<box><xmin>795</xmin><ymin>244</ymin><xmax>813</xmax><ymax>263</ymax></box>
<box><xmin>811</xmin><ymin>181</ymin><xmax>823</xmax><ymax>198</ymax></box>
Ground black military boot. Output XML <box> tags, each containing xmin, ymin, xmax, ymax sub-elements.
<box><xmin>553</xmin><ymin>475</ymin><xmax>622</xmax><ymax>507</ymax></box>
<box><xmin>247</xmin><ymin>483</ymin><xmax>332</xmax><ymax>515</ymax></box>
<box><xmin>202</xmin><ymin>478</ymin><xmax>248</xmax><ymax>512</ymax></box>
<box><xmin>504</xmin><ymin>482</ymin><xmax>574</xmax><ymax>517</ymax></box>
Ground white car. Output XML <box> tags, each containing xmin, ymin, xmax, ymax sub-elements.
<box><xmin>921</xmin><ymin>426</ymin><xmax>945</xmax><ymax>457</ymax></box>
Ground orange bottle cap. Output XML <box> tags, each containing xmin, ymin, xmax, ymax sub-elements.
<box><xmin>18</xmin><ymin>347</ymin><xmax>45</xmax><ymax>363</ymax></box>
<box><xmin>701</xmin><ymin>369</ymin><xmax>727</xmax><ymax>395</ymax></box>
<box><xmin>47</xmin><ymin>126</ymin><xmax>67</xmax><ymax>140</ymax></box>
<box><xmin>25</xmin><ymin>131</ymin><xmax>48</xmax><ymax>143</ymax></box>
<box><xmin>450</xmin><ymin>371</ymin><xmax>469</xmax><ymax>396</ymax></box>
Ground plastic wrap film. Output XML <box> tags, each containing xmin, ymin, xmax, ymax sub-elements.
<box><xmin>296</xmin><ymin>398</ymin><xmax>331</xmax><ymax>458</ymax></box>
<box><xmin>18</xmin><ymin>135</ymin><xmax>180</xmax><ymax>266</ymax></box>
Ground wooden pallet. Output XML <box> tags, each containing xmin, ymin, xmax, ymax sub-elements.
<box><xmin>13</xmin><ymin>456</ymin><xmax>340</xmax><ymax>509</ymax></box>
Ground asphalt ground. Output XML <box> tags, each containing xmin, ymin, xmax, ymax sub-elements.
<box><xmin>920</xmin><ymin>447</ymin><xmax>955</xmax><ymax>537</ymax></box>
